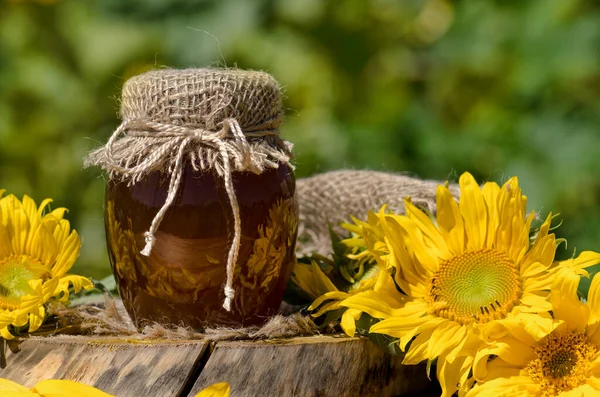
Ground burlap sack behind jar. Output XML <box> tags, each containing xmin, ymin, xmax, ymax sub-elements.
<box><xmin>296</xmin><ymin>170</ymin><xmax>460</xmax><ymax>256</ymax></box>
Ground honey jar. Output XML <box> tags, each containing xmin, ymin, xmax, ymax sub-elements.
<box><xmin>87</xmin><ymin>68</ymin><xmax>298</xmax><ymax>328</ymax></box>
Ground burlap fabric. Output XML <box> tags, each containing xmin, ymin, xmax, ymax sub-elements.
<box><xmin>46</xmin><ymin>296</ymin><xmax>320</xmax><ymax>342</ymax></box>
<box><xmin>296</xmin><ymin>170</ymin><xmax>460</xmax><ymax>256</ymax></box>
<box><xmin>84</xmin><ymin>68</ymin><xmax>293</xmax><ymax>311</ymax></box>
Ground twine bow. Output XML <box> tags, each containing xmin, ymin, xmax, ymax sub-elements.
<box><xmin>103</xmin><ymin>118</ymin><xmax>281</xmax><ymax>312</ymax></box>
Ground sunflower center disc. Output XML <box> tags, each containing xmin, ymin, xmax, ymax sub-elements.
<box><xmin>428</xmin><ymin>248</ymin><xmax>521</xmax><ymax>324</ymax></box>
<box><xmin>0</xmin><ymin>255</ymin><xmax>48</xmax><ymax>310</ymax></box>
<box><xmin>525</xmin><ymin>331</ymin><xmax>597</xmax><ymax>395</ymax></box>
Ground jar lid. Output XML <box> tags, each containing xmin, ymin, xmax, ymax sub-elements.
<box><xmin>120</xmin><ymin>68</ymin><xmax>283</xmax><ymax>132</ymax></box>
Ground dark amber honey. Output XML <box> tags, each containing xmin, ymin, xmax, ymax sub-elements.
<box><xmin>105</xmin><ymin>164</ymin><xmax>298</xmax><ymax>328</ymax></box>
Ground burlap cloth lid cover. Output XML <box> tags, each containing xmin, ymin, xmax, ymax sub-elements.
<box><xmin>85</xmin><ymin>68</ymin><xmax>294</xmax><ymax>311</ymax></box>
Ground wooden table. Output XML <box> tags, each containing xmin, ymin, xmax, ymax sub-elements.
<box><xmin>0</xmin><ymin>334</ymin><xmax>439</xmax><ymax>396</ymax></box>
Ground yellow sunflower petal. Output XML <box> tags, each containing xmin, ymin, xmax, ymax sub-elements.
<box><xmin>495</xmin><ymin>177</ymin><xmax>523</xmax><ymax>255</ymax></box>
<box><xmin>33</xmin><ymin>380</ymin><xmax>115</xmax><ymax>397</ymax></box>
<box><xmin>308</xmin><ymin>291</ymin><xmax>349</xmax><ymax>312</ymax></box>
<box><xmin>586</xmin><ymin>376</ymin><xmax>600</xmax><ymax>390</ymax></box>
<box><xmin>520</xmin><ymin>234</ymin><xmax>556</xmax><ymax>279</ymax></box>
<box><xmin>46</xmin><ymin>207</ymin><xmax>68</xmax><ymax>221</ymax></box>
<box><xmin>0</xmin><ymin>310</ymin><xmax>15</xmax><ymax>328</ymax></box>
<box><xmin>561</xmin><ymin>384</ymin><xmax>600</xmax><ymax>397</ymax></box>
<box><xmin>402</xmin><ymin>333</ymin><xmax>431</xmax><ymax>366</ymax></box>
<box><xmin>27</xmin><ymin>305</ymin><xmax>45</xmax><ymax>333</ymax></box>
<box><xmin>10</xmin><ymin>204</ymin><xmax>30</xmax><ymax>256</ymax></box>
<box><xmin>437</xmin><ymin>350</ymin><xmax>473</xmax><ymax>397</ymax></box>
<box><xmin>481</xmin><ymin>181</ymin><xmax>501</xmax><ymax>248</ymax></box>
<box><xmin>51</xmin><ymin>231</ymin><xmax>81</xmax><ymax>278</ymax></box>
<box><xmin>515</xmin><ymin>313</ymin><xmax>559</xmax><ymax>342</ymax></box>
<box><xmin>558</xmin><ymin>251</ymin><xmax>600</xmax><ymax>273</ymax></box>
<box><xmin>510</xmin><ymin>211</ymin><xmax>535</xmax><ymax>264</ymax></box>
<box><xmin>51</xmin><ymin>219</ymin><xmax>71</xmax><ymax>253</ymax></box>
<box><xmin>36</xmin><ymin>198</ymin><xmax>53</xmax><ymax>217</ymax></box>
<box><xmin>427</xmin><ymin>321</ymin><xmax>465</xmax><ymax>359</ymax></box>
<box><xmin>479</xmin><ymin>357</ymin><xmax>520</xmax><ymax>382</ymax></box>
<box><xmin>291</xmin><ymin>261</ymin><xmax>338</xmax><ymax>301</ymax></box>
<box><xmin>377</xmin><ymin>220</ymin><xmax>430</xmax><ymax>293</ymax></box>
<box><xmin>372</xmin><ymin>264</ymin><xmax>397</xmax><ymax>293</ymax></box>
<box><xmin>519</xmin><ymin>292</ymin><xmax>552</xmax><ymax>313</ymax></box>
<box><xmin>445</xmin><ymin>326</ymin><xmax>482</xmax><ymax>363</ymax></box>
<box><xmin>459</xmin><ymin>172</ymin><xmax>487</xmax><ymax>250</ymax></box>
<box><xmin>404</xmin><ymin>197</ymin><xmax>450</xmax><ymax>260</ymax></box>
<box><xmin>1</xmin><ymin>326</ymin><xmax>15</xmax><ymax>340</ymax></box>
<box><xmin>341</xmin><ymin>290</ymin><xmax>422</xmax><ymax>319</ymax></box>
<box><xmin>41</xmin><ymin>277</ymin><xmax>60</xmax><ymax>302</ymax></box>
<box><xmin>54</xmin><ymin>275</ymin><xmax>94</xmax><ymax>302</ymax></box>
<box><xmin>310</xmin><ymin>300</ymin><xmax>344</xmax><ymax>318</ymax></box>
<box><xmin>20</xmin><ymin>278</ymin><xmax>56</xmax><ymax>314</ymax></box>
<box><xmin>370</xmin><ymin>316</ymin><xmax>431</xmax><ymax>339</ymax></box>
<box><xmin>29</xmin><ymin>222</ymin><xmax>58</xmax><ymax>268</ymax></box>
<box><xmin>340</xmin><ymin>308</ymin><xmax>362</xmax><ymax>337</ymax></box>
<box><xmin>551</xmin><ymin>268</ymin><xmax>589</xmax><ymax>332</ymax></box>
<box><xmin>587</xmin><ymin>273</ymin><xmax>600</xmax><ymax>326</ymax></box>
<box><xmin>397</xmin><ymin>316</ymin><xmax>448</xmax><ymax>353</ymax></box>
<box><xmin>12</xmin><ymin>311</ymin><xmax>29</xmax><ymax>328</ymax></box>
<box><xmin>465</xmin><ymin>375</ymin><xmax>539</xmax><ymax>397</ymax></box>
<box><xmin>0</xmin><ymin>378</ymin><xmax>31</xmax><ymax>392</ymax></box>
<box><xmin>194</xmin><ymin>382</ymin><xmax>231</xmax><ymax>397</ymax></box>
<box><xmin>533</xmin><ymin>212</ymin><xmax>553</xmax><ymax>244</ymax></box>
<box><xmin>20</xmin><ymin>195</ymin><xmax>39</xmax><ymax>231</ymax></box>
<box><xmin>0</xmin><ymin>224</ymin><xmax>13</xmax><ymax>258</ymax></box>
<box><xmin>436</xmin><ymin>185</ymin><xmax>461</xmax><ymax>233</ymax></box>
<box><xmin>473</xmin><ymin>338</ymin><xmax>535</xmax><ymax>381</ymax></box>
<box><xmin>0</xmin><ymin>195</ymin><xmax>12</xmax><ymax>225</ymax></box>
<box><xmin>436</xmin><ymin>185</ymin><xmax>466</xmax><ymax>256</ymax></box>
<box><xmin>387</xmin><ymin>216</ymin><xmax>439</xmax><ymax>274</ymax></box>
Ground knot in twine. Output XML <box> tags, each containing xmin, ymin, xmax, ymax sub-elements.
<box><xmin>102</xmin><ymin>116</ymin><xmax>284</xmax><ymax>312</ymax></box>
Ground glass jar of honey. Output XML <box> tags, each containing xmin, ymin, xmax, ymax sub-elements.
<box><xmin>87</xmin><ymin>68</ymin><xmax>298</xmax><ymax>328</ymax></box>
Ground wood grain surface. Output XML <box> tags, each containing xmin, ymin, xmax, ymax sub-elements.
<box><xmin>0</xmin><ymin>335</ymin><xmax>437</xmax><ymax>397</ymax></box>
<box><xmin>189</xmin><ymin>335</ymin><xmax>432</xmax><ymax>397</ymax></box>
<box><xmin>0</xmin><ymin>337</ymin><xmax>209</xmax><ymax>397</ymax></box>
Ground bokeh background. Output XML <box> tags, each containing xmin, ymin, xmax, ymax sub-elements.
<box><xmin>1</xmin><ymin>0</ymin><xmax>599</xmax><ymax>279</ymax></box>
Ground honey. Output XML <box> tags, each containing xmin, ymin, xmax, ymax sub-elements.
<box><xmin>105</xmin><ymin>163</ymin><xmax>297</xmax><ymax>328</ymax></box>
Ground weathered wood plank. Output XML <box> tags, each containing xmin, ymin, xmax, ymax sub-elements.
<box><xmin>189</xmin><ymin>335</ymin><xmax>432</xmax><ymax>397</ymax></box>
<box><xmin>0</xmin><ymin>337</ymin><xmax>208</xmax><ymax>397</ymax></box>
<box><xmin>1</xmin><ymin>335</ymin><xmax>436</xmax><ymax>396</ymax></box>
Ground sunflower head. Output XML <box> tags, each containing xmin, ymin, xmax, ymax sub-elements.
<box><xmin>469</xmin><ymin>267</ymin><xmax>600</xmax><ymax>397</ymax></box>
<box><xmin>0</xmin><ymin>191</ymin><xmax>93</xmax><ymax>339</ymax></box>
<box><xmin>335</xmin><ymin>172</ymin><xmax>600</xmax><ymax>397</ymax></box>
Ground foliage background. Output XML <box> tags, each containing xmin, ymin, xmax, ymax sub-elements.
<box><xmin>1</xmin><ymin>0</ymin><xmax>599</xmax><ymax>279</ymax></box>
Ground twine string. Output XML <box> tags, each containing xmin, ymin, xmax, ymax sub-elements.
<box><xmin>103</xmin><ymin>118</ymin><xmax>277</xmax><ymax>311</ymax></box>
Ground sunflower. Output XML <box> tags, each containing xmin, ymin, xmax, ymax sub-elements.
<box><xmin>0</xmin><ymin>191</ymin><xmax>94</xmax><ymax>339</ymax></box>
<box><xmin>337</xmin><ymin>172</ymin><xmax>600</xmax><ymax>396</ymax></box>
<box><xmin>467</xmin><ymin>267</ymin><xmax>600</xmax><ymax>397</ymax></box>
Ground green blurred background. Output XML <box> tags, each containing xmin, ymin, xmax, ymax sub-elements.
<box><xmin>1</xmin><ymin>0</ymin><xmax>599</xmax><ymax>279</ymax></box>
